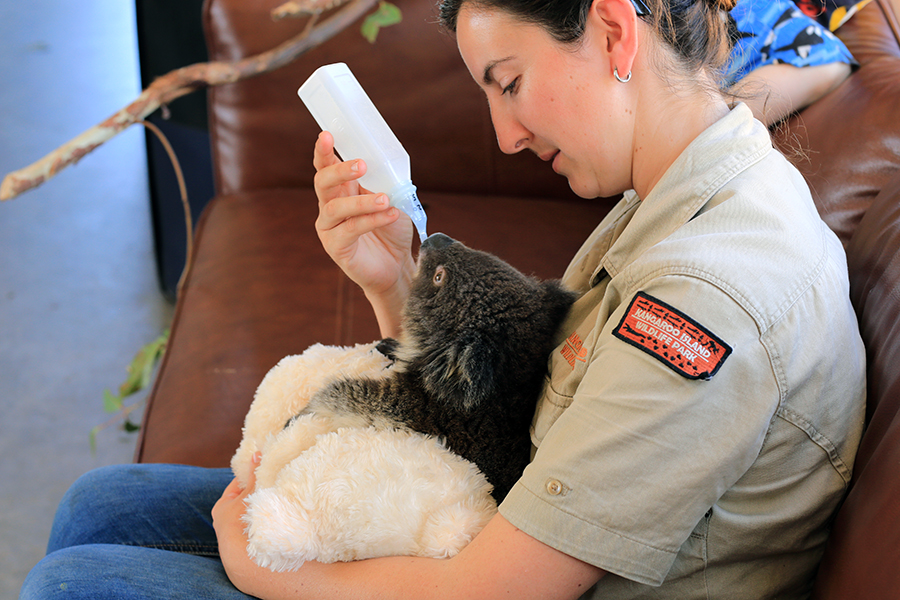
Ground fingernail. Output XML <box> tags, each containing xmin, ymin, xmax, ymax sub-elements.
<box><xmin>375</xmin><ymin>194</ymin><xmax>387</xmax><ymax>205</ymax></box>
<box><xmin>252</xmin><ymin>451</ymin><xmax>262</xmax><ymax>465</ymax></box>
<box><xmin>351</xmin><ymin>160</ymin><xmax>360</xmax><ymax>173</ymax></box>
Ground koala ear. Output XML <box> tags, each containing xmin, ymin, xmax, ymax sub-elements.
<box><xmin>421</xmin><ymin>338</ymin><xmax>495</xmax><ymax>412</ymax></box>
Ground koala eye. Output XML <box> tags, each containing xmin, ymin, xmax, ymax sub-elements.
<box><xmin>433</xmin><ymin>266</ymin><xmax>446</xmax><ymax>286</ymax></box>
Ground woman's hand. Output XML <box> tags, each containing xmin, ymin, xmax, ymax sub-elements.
<box><xmin>313</xmin><ymin>131</ymin><xmax>416</xmax><ymax>336</ymax></box>
<box><xmin>212</xmin><ymin>453</ymin><xmax>264</xmax><ymax>595</ymax></box>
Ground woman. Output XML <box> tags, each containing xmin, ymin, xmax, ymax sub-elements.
<box><xmin>21</xmin><ymin>1</ymin><xmax>865</xmax><ymax>598</ymax></box>
<box><xmin>217</xmin><ymin>0</ymin><xmax>865</xmax><ymax>596</ymax></box>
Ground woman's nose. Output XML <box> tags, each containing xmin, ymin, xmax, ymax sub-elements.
<box><xmin>489</xmin><ymin>102</ymin><xmax>530</xmax><ymax>154</ymax></box>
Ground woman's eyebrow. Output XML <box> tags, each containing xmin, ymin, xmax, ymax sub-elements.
<box><xmin>482</xmin><ymin>56</ymin><xmax>515</xmax><ymax>85</ymax></box>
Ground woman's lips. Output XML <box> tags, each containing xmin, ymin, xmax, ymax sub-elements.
<box><xmin>550</xmin><ymin>151</ymin><xmax>561</xmax><ymax>173</ymax></box>
<box><xmin>540</xmin><ymin>150</ymin><xmax>561</xmax><ymax>173</ymax></box>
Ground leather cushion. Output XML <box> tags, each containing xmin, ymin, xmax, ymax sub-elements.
<box><xmin>812</xmin><ymin>170</ymin><xmax>900</xmax><ymax>599</ymax></box>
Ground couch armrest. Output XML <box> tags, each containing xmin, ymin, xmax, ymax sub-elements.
<box><xmin>812</xmin><ymin>170</ymin><xmax>900</xmax><ymax>599</ymax></box>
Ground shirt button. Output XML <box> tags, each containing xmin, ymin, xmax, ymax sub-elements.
<box><xmin>546</xmin><ymin>479</ymin><xmax>564</xmax><ymax>496</ymax></box>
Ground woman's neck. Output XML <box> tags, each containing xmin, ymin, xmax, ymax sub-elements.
<box><xmin>630</xmin><ymin>78</ymin><xmax>731</xmax><ymax>200</ymax></box>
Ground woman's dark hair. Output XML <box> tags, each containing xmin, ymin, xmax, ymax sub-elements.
<box><xmin>439</xmin><ymin>0</ymin><xmax>594</xmax><ymax>44</ymax></box>
<box><xmin>438</xmin><ymin>0</ymin><xmax>738</xmax><ymax>80</ymax></box>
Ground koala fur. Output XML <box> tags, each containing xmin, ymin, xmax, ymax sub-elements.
<box><xmin>297</xmin><ymin>233</ymin><xmax>576</xmax><ymax>501</ymax></box>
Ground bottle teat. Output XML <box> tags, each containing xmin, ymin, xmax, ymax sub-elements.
<box><xmin>389</xmin><ymin>181</ymin><xmax>427</xmax><ymax>243</ymax></box>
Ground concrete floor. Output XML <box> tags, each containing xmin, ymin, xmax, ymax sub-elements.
<box><xmin>0</xmin><ymin>1</ymin><xmax>175</xmax><ymax>596</ymax></box>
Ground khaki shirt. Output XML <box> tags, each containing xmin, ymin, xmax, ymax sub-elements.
<box><xmin>499</xmin><ymin>104</ymin><xmax>866</xmax><ymax>599</ymax></box>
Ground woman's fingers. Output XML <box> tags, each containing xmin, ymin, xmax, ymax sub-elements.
<box><xmin>316</xmin><ymin>198</ymin><xmax>402</xmax><ymax>262</ymax></box>
<box><xmin>312</xmin><ymin>130</ymin><xmax>338</xmax><ymax>171</ymax></box>
<box><xmin>317</xmin><ymin>192</ymin><xmax>389</xmax><ymax>230</ymax></box>
<box><xmin>313</xmin><ymin>159</ymin><xmax>367</xmax><ymax>203</ymax></box>
<box><xmin>313</xmin><ymin>131</ymin><xmax>366</xmax><ymax>198</ymax></box>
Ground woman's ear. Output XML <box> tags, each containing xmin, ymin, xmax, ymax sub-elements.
<box><xmin>586</xmin><ymin>0</ymin><xmax>640</xmax><ymax>80</ymax></box>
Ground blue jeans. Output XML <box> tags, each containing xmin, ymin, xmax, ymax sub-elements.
<box><xmin>19</xmin><ymin>464</ymin><xmax>258</xmax><ymax>599</ymax></box>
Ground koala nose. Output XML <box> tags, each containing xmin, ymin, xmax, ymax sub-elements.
<box><xmin>421</xmin><ymin>233</ymin><xmax>455</xmax><ymax>251</ymax></box>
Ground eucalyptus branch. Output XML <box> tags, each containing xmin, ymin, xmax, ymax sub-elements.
<box><xmin>0</xmin><ymin>0</ymin><xmax>380</xmax><ymax>201</ymax></box>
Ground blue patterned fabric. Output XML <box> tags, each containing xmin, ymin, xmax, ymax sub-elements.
<box><xmin>724</xmin><ymin>0</ymin><xmax>857</xmax><ymax>87</ymax></box>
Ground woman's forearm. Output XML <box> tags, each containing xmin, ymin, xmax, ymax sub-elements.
<box><xmin>223</xmin><ymin>514</ymin><xmax>604</xmax><ymax>600</ymax></box>
<box><xmin>231</xmin><ymin>553</ymin><xmax>452</xmax><ymax>600</ymax></box>
<box><xmin>364</xmin><ymin>262</ymin><xmax>414</xmax><ymax>339</ymax></box>
<box><xmin>366</xmin><ymin>290</ymin><xmax>406</xmax><ymax>339</ymax></box>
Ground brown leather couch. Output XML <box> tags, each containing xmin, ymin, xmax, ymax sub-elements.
<box><xmin>135</xmin><ymin>0</ymin><xmax>900</xmax><ymax>597</ymax></box>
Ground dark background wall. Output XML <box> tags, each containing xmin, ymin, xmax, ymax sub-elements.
<box><xmin>135</xmin><ymin>0</ymin><xmax>215</xmax><ymax>300</ymax></box>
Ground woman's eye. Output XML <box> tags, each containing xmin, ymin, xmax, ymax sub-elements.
<box><xmin>501</xmin><ymin>77</ymin><xmax>519</xmax><ymax>96</ymax></box>
<box><xmin>433</xmin><ymin>266</ymin><xmax>446</xmax><ymax>286</ymax></box>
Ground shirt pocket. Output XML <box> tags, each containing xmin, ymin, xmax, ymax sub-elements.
<box><xmin>530</xmin><ymin>376</ymin><xmax>574</xmax><ymax>448</ymax></box>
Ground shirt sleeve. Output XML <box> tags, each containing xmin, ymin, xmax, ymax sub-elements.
<box><xmin>499</xmin><ymin>276</ymin><xmax>780</xmax><ymax>586</ymax></box>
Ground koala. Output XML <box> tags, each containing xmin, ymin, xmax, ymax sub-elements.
<box><xmin>297</xmin><ymin>233</ymin><xmax>577</xmax><ymax>501</ymax></box>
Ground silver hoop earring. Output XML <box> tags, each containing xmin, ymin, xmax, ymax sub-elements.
<box><xmin>614</xmin><ymin>67</ymin><xmax>632</xmax><ymax>84</ymax></box>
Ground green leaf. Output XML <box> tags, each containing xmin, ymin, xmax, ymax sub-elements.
<box><xmin>361</xmin><ymin>1</ymin><xmax>402</xmax><ymax>43</ymax></box>
<box><xmin>103</xmin><ymin>389</ymin><xmax>123</xmax><ymax>413</ymax></box>
<box><xmin>117</xmin><ymin>331</ymin><xmax>169</xmax><ymax>398</ymax></box>
<box><xmin>92</xmin><ymin>329</ymin><xmax>170</xmax><ymax>450</ymax></box>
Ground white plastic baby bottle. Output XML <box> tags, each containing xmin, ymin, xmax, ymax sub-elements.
<box><xmin>298</xmin><ymin>62</ymin><xmax>427</xmax><ymax>242</ymax></box>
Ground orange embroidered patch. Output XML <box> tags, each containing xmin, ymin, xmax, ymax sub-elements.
<box><xmin>613</xmin><ymin>292</ymin><xmax>732</xmax><ymax>380</ymax></box>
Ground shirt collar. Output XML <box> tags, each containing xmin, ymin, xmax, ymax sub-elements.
<box><xmin>597</xmin><ymin>103</ymin><xmax>771</xmax><ymax>284</ymax></box>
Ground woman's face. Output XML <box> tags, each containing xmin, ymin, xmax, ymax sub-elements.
<box><xmin>456</xmin><ymin>4</ymin><xmax>633</xmax><ymax>199</ymax></box>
